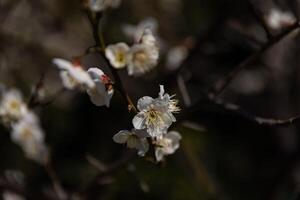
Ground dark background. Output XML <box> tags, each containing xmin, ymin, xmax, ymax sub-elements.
<box><xmin>1</xmin><ymin>0</ymin><xmax>300</xmax><ymax>199</ymax></box>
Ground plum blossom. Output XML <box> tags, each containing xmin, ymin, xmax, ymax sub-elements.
<box><xmin>105</xmin><ymin>42</ymin><xmax>130</xmax><ymax>69</ymax></box>
<box><xmin>113</xmin><ymin>129</ymin><xmax>149</xmax><ymax>156</ymax></box>
<box><xmin>126</xmin><ymin>28</ymin><xmax>159</xmax><ymax>76</ymax></box>
<box><xmin>265</xmin><ymin>8</ymin><xmax>295</xmax><ymax>30</ymax></box>
<box><xmin>86</xmin><ymin>0</ymin><xmax>121</xmax><ymax>12</ymax></box>
<box><xmin>132</xmin><ymin>88</ymin><xmax>177</xmax><ymax>138</ymax></box>
<box><xmin>166</xmin><ymin>45</ymin><xmax>188</xmax><ymax>70</ymax></box>
<box><xmin>155</xmin><ymin>131</ymin><xmax>182</xmax><ymax>162</ymax></box>
<box><xmin>11</xmin><ymin>111</ymin><xmax>48</xmax><ymax>163</ymax></box>
<box><xmin>0</xmin><ymin>89</ymin><xmax>28</xmax><ymax>123</ymax></box>
<box><xmin>52</xmin><ymin>58</ymin><xmax>95</xmax><ymax>90</ymax></box>
<box><xmin>122</xmin><ymin>18</ymin><xmax>158</xmax><ymax>43</ymax></box>
<box><xmin>127</xmin><ymin>43</ymin><xmax>159</xmax><ymax>76</ymax></box>
<box><xmin>86</xmin><ymin>68</ymin><xmax>114</xmax><ymax>107</ymax></box>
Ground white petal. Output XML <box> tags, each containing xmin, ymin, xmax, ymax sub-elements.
<box><xmin>137</xmin><ymin>96</ymin><xmax>154</xmax><ymax>111</ymax></box>
<box><xmin>52</xmin><ymin>58</ymin><xmax>73</xmax><ymax>71</ymax></box>
<box><xmin>104</xmin><ymin>89</ymin><xmax>114</xmax><ymax>107</ymax></box>
<box><xmin>59</xmin><ymin>71</ymin><xmax>77</xmax><ymax>89</ymax></box>
<box><xmin>137</xmin><ymin>138</ymin><xmax>149</xmax><ymax>156</ymax></box>
<box><xmin>113</xmin><ymin>130</ymin><xmax>130</xmax><ymax>144</ymax></box>
<box><xmin>158</xmin><ymin>85</ymin><xmax>165</xmax><ymax>98</ymax></box>
<box><xmin>155</xmin><ymin>148</ymin><xmax>164</xmax><ymax>162</ymax></box>
<box><xmin>132</xmin><ymin>112</ymin><xmax>146</xmax><ymax>130</ymax></box>
<box><xmin>87</xmin><ymin>67</ymin><xmax>104</xmax><ymax>80</ymax></box>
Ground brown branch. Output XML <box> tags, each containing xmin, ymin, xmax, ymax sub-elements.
<box><xmin>211</xmin><ymin>97</ymin><xmax>300</xmax><ymax>127</ymax></box>
<box><xmin>210</xmin><ymin>21</ymin><xmax>300</xmax><ymax>97</ymax></box>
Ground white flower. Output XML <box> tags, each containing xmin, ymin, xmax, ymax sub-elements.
<box><xmin>127</xmin><ymin>44</ymin><xmax>159</xmax><ymax>76</ymax></box>
<box><xmin>3</xmin><ymin>191</ymin><xmax>25</xmax><ymax>200</ymax></box>
<box><xmin>265</xmin><ymin>8</ymin><xmax>295</xmax><ymax>30</ymax></box>
<box><xmin>0</xmin><ymin>89</ymin><xmax>28</xmax><ymax>123</ymax></box>
<box><xmin>166</xmin><ymin>45</ymin><xmax>188</xmax><ymax>70</ymax></box>
<box><xmin>86</xmin><ymin>68</ymin><xmax>114</xmax><ymax>107</ymax></box>
<box><xmin>113</xmin><ymin>129</ymin><xmax>149</xmax><ymax>156</ymax></box>
<box><xmin>132</xmin><ymin>96</ymin><xmax>174</xmax><ymax>138</ymax></box>
<box><xmin>86</xmin><ymin>0</ymin><xmax>121</xmax><ymax>12</ymax></box>
<box><xmin>122</xmin><ymin>18</ymin><xmax>158</xmax><ymax>43</ymax></box>
<box><xmin>11</xmin><ymin>112</ymin><xmax>48</xmax><ymax>163</ymax></box>
<box><xmin>105</xmin><ymin>42</ymin><xmax>130</xmax><ymax>69</ymax></box>
<box><xmin>155</xmin><ymin>131</ymin><xmax>182</xmax><ymax>162</ymax></box>
<box><xmin>52</xmin><ymin>58</ymin><xmax>95</xmax><ymax>90</ymax></box>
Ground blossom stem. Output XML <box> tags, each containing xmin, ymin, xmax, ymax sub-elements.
<box><xmin>86</xmin><ymin>10</ymin><xmax>137</xmax><ymax>113</ymax></box>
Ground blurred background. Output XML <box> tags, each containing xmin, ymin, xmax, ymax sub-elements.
<box><xmin>1</xmin><ymin>0</ymin><xmax>300</xmax><ymax>199</ymax></box>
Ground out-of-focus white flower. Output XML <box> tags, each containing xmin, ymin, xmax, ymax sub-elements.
<box><xmin>122</xmin><ymin>18</ymin><xmax>158</xmax><ymax>43</ymax></box>
<box><xmin>127</xmin><ymin>44</ymin><xmax>159</xmax><ymax>76</ymax></box>
<box><xmin>132</xmin><ymin>95</ymin><xmax>174</xmax><ymax>138</ymax></box>
<box><xmin>3</xmin><ymin>191</ymin><xmax>25</xmax><ymax>200</ymax></box>
<box><xmin>105</xmin><ymin>42</ymin><xmax>130</xmax><ymax>69</ymax></box>
<box><xmin>155</xmin><ymin>131</ymin><xmax>181</xmax><ymax>162</ymax></box>
<box><xmin>53</xmin><ymin>58</ymin><xmax>95</xmax><ymax>90</ymax></box>
<box><xmin>11</xmin><ymin>112</ymin><xmax>48</xmax><ymax>164</ymax></box>
<box><xmin>86</xmin><ymin>68</ymin><xmax>114</xmax><ymax>107</ymax></box>
<box><xmin>0</xmin><ymin>89</ymin><xmax>28</xmax><ymax>123</ymax></box>
<box><xmin>265</xmin><ymin>8</ymin><xmax>295</xmax><ymax>30</ymax></box>
<box><xmin>86</xmin><ymin>0</ymin><xmax>121</xmax><ymax>12</ymax></box>
<box><xmin>166</xmin><ymin>45</ymin><xmax>188</xmax><ymax>70</ymax></box>
<box><xmin>157</xmin><ymin>85</ymin><xmax>180</xmax><ymax>120</ymax></box>
<box><xmin>113</xmin><ymin>129</ymin><xmax>149</xmax><ymax>156</ymax></box>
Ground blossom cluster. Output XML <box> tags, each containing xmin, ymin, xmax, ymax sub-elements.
<box><xmin>0</xmin><ymin>89</ymin><xmax>48</xmax><ymax>163</ymax></box>
<box><xmin>52</xmin><ymin>58</ymin><xmax>114</xmax><ymax>107</ymax></box>
<box><xmin>105</xmin><ymin>28</ymin><xmax>159</xmax><ymax>76</ymax></box>
<box><xmin>113</xmin><ymin>85</ymin><xmax>182</xmax><ymax>162</ymax></box>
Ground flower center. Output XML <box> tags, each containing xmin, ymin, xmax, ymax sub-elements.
<box><xmin>134</xmin><ymin>51</ymin><xmax>147</xmax><ymax>63</ymax></box>
<box><xmin>9</xmin><ymin>100</ymin><xmax>21</xmax><ymax>111</ymax></box>
<box><xmin>116</xmin><ymin>52</ymin><xmax>125</xmax><ymax>63</ymax></box>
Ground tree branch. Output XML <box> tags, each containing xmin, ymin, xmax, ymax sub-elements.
<box><xmin>210</xmin><ymin>21</ymin><xmax>300</xmax><ymax>97</ymax></box>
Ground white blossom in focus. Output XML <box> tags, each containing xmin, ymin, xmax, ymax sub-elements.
<box><xmin>265</xmin><ymin>8</ymin><xmax>295</xmax><ymax>30</ymax></box>
<box><xmin>113</xmin><ymin>129</ymin><xmax>149</xmax><ymax>156</ymax></box>
<box><xmin>122</xmin><ymin>18</ymin><xmax>158</xmax><ymax>43</ymax></box>
<box><xmin>11</xmin><ymin>112</ymin><xmax>48</xmax><ymax>164</ymax></box>
<box><xmin>86</xmin><ymin>68</ymin><xmax>114</xmax><ymax>107</ymax></box>
<box><xmin>105</xmin><ymin>42</ymin><xmax>130</xmax><ymax>69</ymax></box>
<box><xmin>166</xmin><ymin>45</ymin><xmax>188</xmax><ymax>70</ymax></box>
<box><xmin>132</xmin><ymin>95</ymin><xmax>174</xmax><ymax>138</ymax></box>
<box><xmin>3</xmin><ymin>191</ymin><xmax>25</xmax><ymax>200</ymax></box>
<box><xmin>0</xmin><ymin>89</ymin><xmax>27</xmax><ymax>123</ymax></box>
<box><xmin>127</xmin><ymin>44</ymin><xmax>159</xmax><ymax>76</ymax></box>
<box><xmin>86</xmin><ymin>0</ymin><xmax>121</xmax><ymax>12</ymax></box>
<box><xmin>155</xmin><ymin>131</ymin><xmax>182</xmax><ymax>162</ymax></box>
<box><xmin>52</xmin><ymin>58</ymin><xmax>95</xmax><ymax>90</ymax></box>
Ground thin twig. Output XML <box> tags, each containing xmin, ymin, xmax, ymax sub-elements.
<box><xmin>211</xmin><ymin>97</ymin><xmax>300</xmax><ymax>126</ymax></box>
<box><xmin>210</xmin><ymin>21</ymin><xmax>300</xmax><ymax>97</ymax></box>
<box><xmin>44</xmin><ymin>161</ymin><xmax>68</xmax><ymax>200</ymax></box>
<box><xmin>85</xmin><ymin>9</ymin><xmax>137</xmax><ymax>113</ymax></box>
